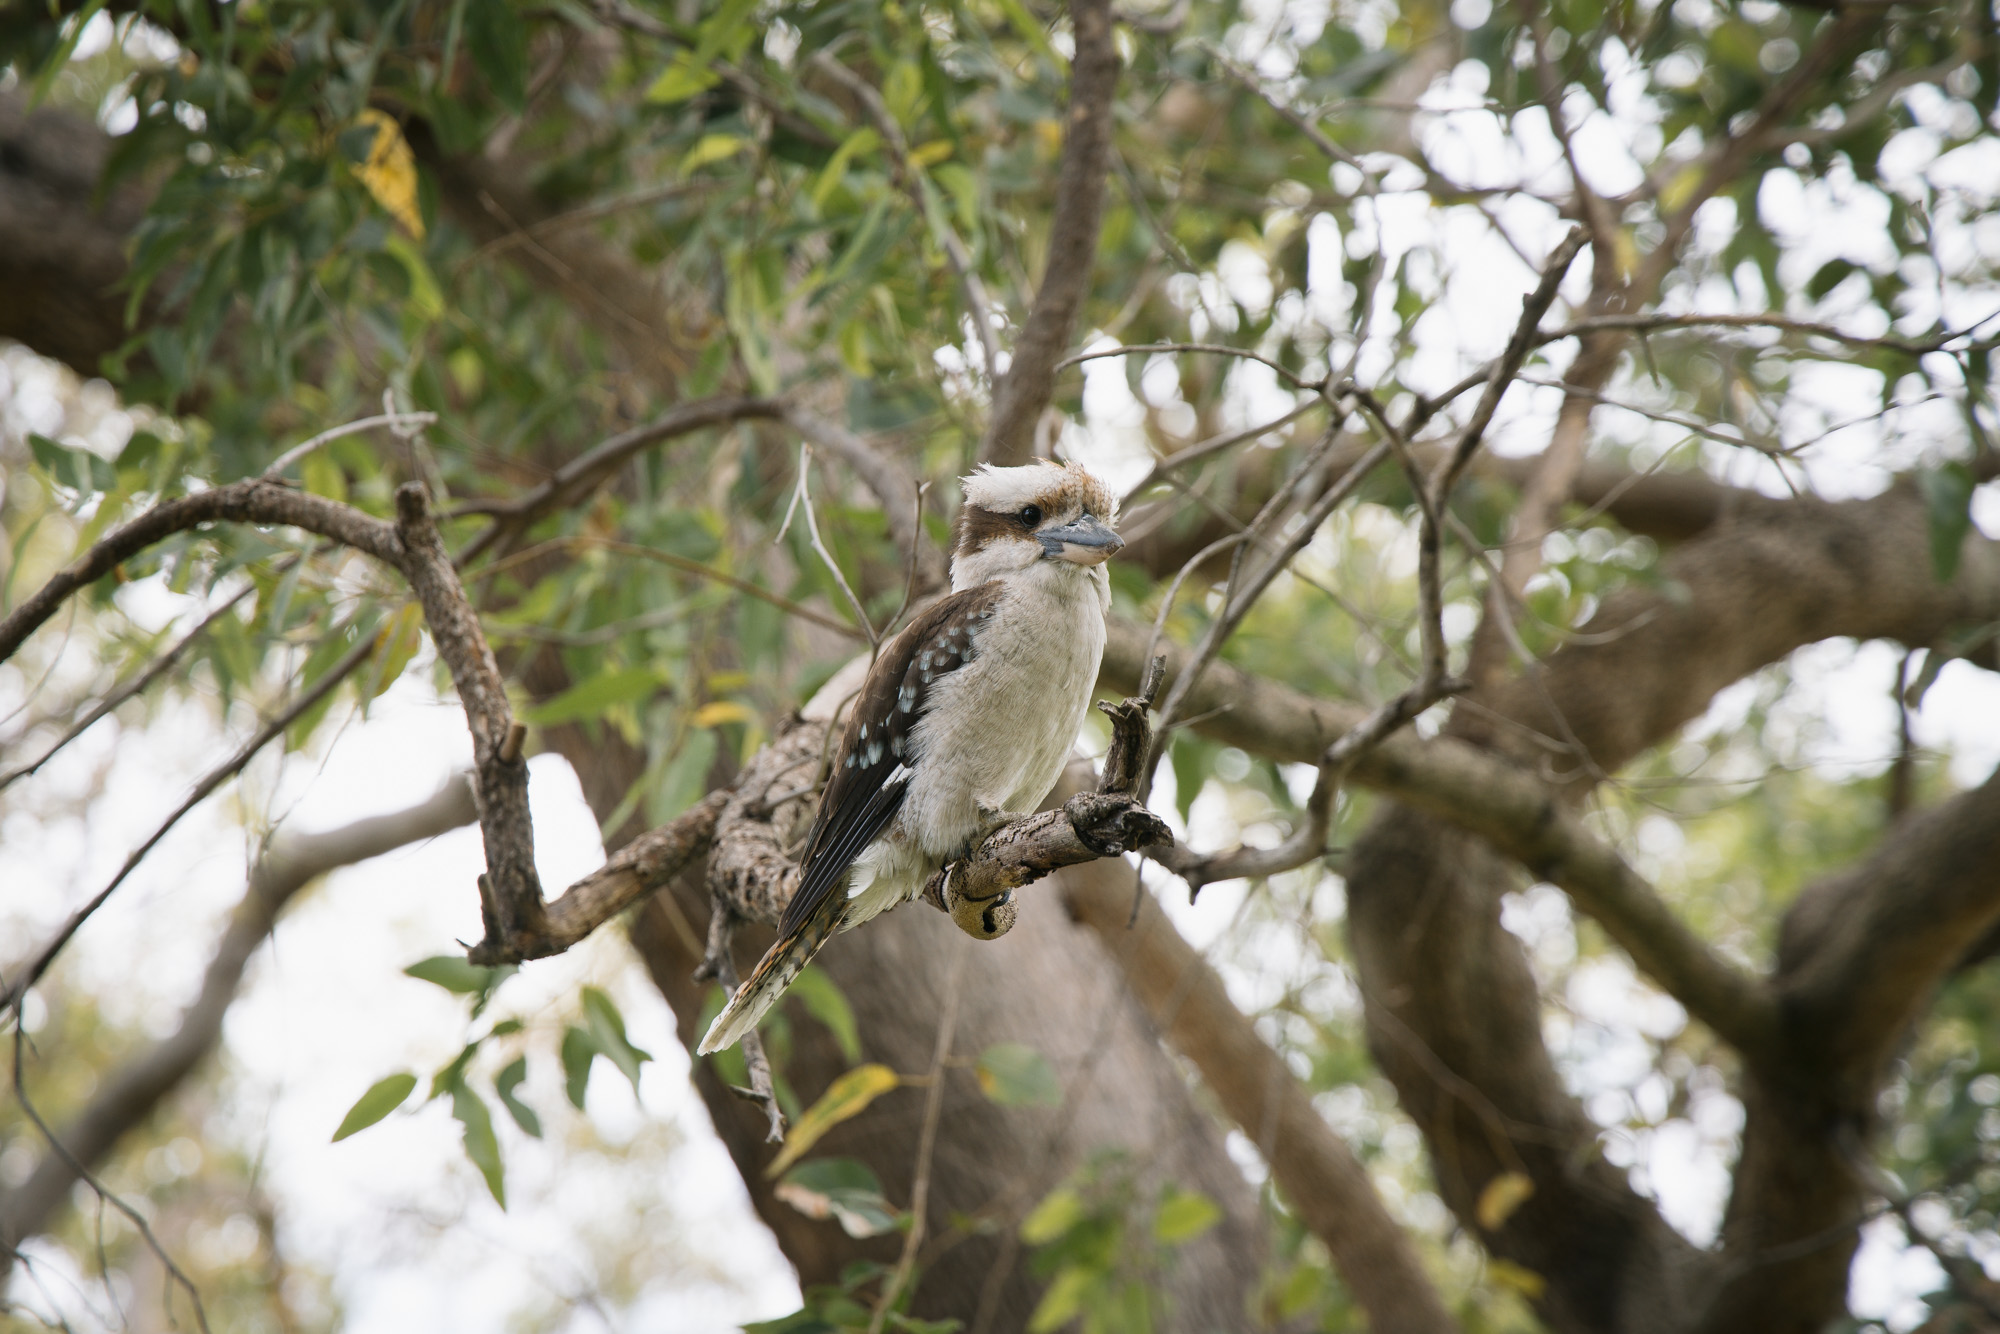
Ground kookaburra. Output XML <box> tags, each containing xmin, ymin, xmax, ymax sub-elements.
<box><xmin>699</xmin><ymin>460</ymin><xmax>1122</xmax><ymax>1055</ymax></box>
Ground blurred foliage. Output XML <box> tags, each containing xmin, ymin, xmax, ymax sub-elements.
<box><xmin>2</xmin><ymin>0</ymin><xmax>1998</xmax><ymax>1327</ymax></box>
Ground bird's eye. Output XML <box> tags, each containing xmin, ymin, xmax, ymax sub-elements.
<box><xmin>1018</xmin><ymin>505</ymin><xmax>1042</xmax><ymax>527</ymax></box>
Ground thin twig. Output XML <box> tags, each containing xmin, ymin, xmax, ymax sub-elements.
<box><xmin>261</xmin><ymin>411</ymin><xmax>438</xmax><ymax>480</ymax></box>
<box><xmin>470</xmin><ymin>534</ymin><xmax>866</xmax><ymax>640</ymax></box>
<box><xmin>1</xmin><ymin>635</ymin><xmax>378</xmax><ymax>1019</ymax></box>
<box><xmin>0</xmin><ymin>582</ymin><xmax>256</xmax><ymax>793</ymax></box>
<box><xmin>11</xmin><ymin>1028</ymin><xmax>212</xmax><ymax>1334</ymax></box>
<box><xmin>879</xmin><ymin>482</ymin><xmax>931</xmax><ymax>640</ymax></box>
<box><xmin>808</xmin><ymin>53</ymin><xmax>1001</xmax><ymax>382</ymax></box>
<box><xmin>780</xmin><ymin>445</ymin><xmax>879</xmax><ymax>647</ymax></box>
<box><xmin>1057</xmin><ymin>341</ymin><xmax>1317</xmax><ymax>392</ymax></box>
<box><xmin>1119</xmin><ymin>399</ymin><xmax>1322</xmax><ymax>506</ymax></box>
<box><xmin>868</xmin><ymin>947</ymin><xmax>966</xmax><ymax>1333</ymax></box>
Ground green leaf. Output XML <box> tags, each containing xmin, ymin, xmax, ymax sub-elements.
<box><xmin>993</xmin><ymin>0</ymin><xmax>1065</xmax><ymax>70</ymax></box>
<box><xmin>465</xmin><ymin>0</ymin><xmax>528</xmax><ymax>111</ymax></box>
<box><xmin>788</xmin><ymin>967</ymin><xmax>861</xmax><ymax>1064</ymax></box>
<box><xmin>520</xmin><ymin>666</ymin><xmax>663</xmax><ymax>726</ymax></box>
<box><xmin>1027</xmin><ymin>1265</ymin><xmax>1094</xmax><ymax>1333</ymax></box>
<box><xmin>332</xmin><ymin>1072</ymin><xmax>417</xmax><ymax>1141</ymax></box>
<box><xmin>1152</xmin><ymin>1186</ymin><xmax>1222</xmax><ymax>1244</ymax></box>
<box><xmin>774</xmin><ymin>1157</ymin><xmax>901</xmax><ymax>1238</ymax></box>
<box><xmin>1918</xmin><ymin>462</ymin><xmax>1975</xmax><ymax>582</ymax></box>
<box><xmin>451</xmin><ymin>1083</ymin><xmax>506</xmax><ymax>1207</ymax></box>
<box><xmin>645</xmin><ymin>52</ymin><xmax>722</xmax><ymax>104</ymax></box>
<box><xmin>765</xmin><ymin>1064</ymin><xmax>902</xmax><ymax>1177</ymax></box>
<box><xmin>405</xmin><ymin>955</ymin><xmax>502</xmax><ymax>994</ymax></box>
<box><xmin>1019</xmin><ymin>1186</ymin><xmax>1084</xmax><ymax>1245</ymax></box>
<box><xmin>495</xmin><ymin>1056</ymin><xmax>542</xmax><ymax>1138</ymax></box>
<box><xmin>1806</xmin><ymin>258</ymin><xmax>1858</xmax><ymax>302</ymax></box>
<box><xmin>561</xmin><ymin>1025</ymin><xmax>598</xmax><ymax>1109</ymax></box>
<box><xmin>976</xmin><ymin>1042</ymin><xmax>1062</xmax><ymax>1108</ymax></box>
<box><xmin>581</xmin><ymin>987</ymin><xmax>652</xmax><ymax>1093</ymax></box>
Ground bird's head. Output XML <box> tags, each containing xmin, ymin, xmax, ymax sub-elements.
<box><xmin>949</xmin><ymin>460</ymin><xmax>1122</xmax><ymax>592</ymax></box>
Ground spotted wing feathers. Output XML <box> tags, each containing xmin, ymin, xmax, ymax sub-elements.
<box><xmin>777</xmin><ymin>583</ymin><xmax>1002</xmax><ymax>940</ymax></box>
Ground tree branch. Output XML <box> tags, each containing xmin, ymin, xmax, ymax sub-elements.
<box><xmin>1099</xmin><ymin>617</ymin><xmax>1782</xmax><ymax>1055</ymax></box>
<box><xmin>980</xmin><ymin>0</ymin><xmax>1121</xmax><ymax>466</ymax></box>
<box><xmin>469</xmin><ymin>789</ymin><xmax>730</xmax><ymax>964</ymax></box>
<box><xmin>1056</xmin><ymin>847</ymin><xmax>1462</xmax><ymax>1334</ymax></box>
<box><xmin>0</xmin><ymin>777</ymin><xmax>477</xmax><ymax>1255</ymax></box>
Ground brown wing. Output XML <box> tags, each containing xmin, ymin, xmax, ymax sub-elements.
<box><xmin>778</xmin><ymin>583</ymin><xmax>1002</xmax><ymax>938</ymax></box>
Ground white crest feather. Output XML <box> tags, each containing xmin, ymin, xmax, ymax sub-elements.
<box><xmin>961</xmin><ymin>461</ymin><xmax>1073</xmax><ymax>513</ymax></box>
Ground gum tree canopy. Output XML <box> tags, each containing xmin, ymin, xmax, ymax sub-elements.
<box><xmin>3</xmin><ymin>0</ymin><xmax>1999</xmax><ymax>1330</ymax></box>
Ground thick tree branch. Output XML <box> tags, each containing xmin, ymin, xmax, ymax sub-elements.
<box><xmin>1779</xmin><ymin>766</ymin><xmax>2000</xmax><ymax>1081</ymax></box>
<box><xmin>1056</xmin><ymin>848</ymin><xmax>1462</xmax><ymax>1334</ymax></box>
<box><xmin>0</xmin><ymin>778</ymin><xmax>477</xmax><ymax>1256</ymax></box>
<box><xmin>980</xmin><ymin>0</ymin><xmax>1120</xmax><ymax>466</ymax></box>
<box><xmin>469</xmin><ymin>789</ymin><xmax>730</xmax><ymax>964</ymax></box>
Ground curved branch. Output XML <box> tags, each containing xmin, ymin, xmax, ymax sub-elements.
<box><xmin>0</xmin><ymin>479</ymin><xmax>400</xmax><ymax>668</ymax></box>
<box><xmin>980</xmin><ymin>0</ymin><xmax>1121</xmax><ymax>466</ymax></box>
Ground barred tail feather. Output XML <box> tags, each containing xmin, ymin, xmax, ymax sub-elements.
<box><xmin>698</xmin><ymin>906</ymin><xmax>844</xmax><ymax>1055</ymax></box>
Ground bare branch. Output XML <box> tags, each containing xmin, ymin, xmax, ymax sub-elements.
<box><xmin>1099</xmin><ymin>617</ymin><xmax>1782</xmax><ymax>1055</ymax></box>
<box><xmin>1058</xmin><ymin>341</ymin><xmax>1320</xmax><ymax>392</ymax></box>
<box><xmin>868</xmin><ymin>949</ymin><xmax>966</xmax><ymax>1333</ymax></box>
<box><xmin>1118</xmin><ymin>399</ymin><xmax>1321</xmax><ymax>507</ymax></box>
<box><xmin>981</xmin><ymin>0</ymin><xmax>1121</xmax><ymax>466</ymax></box>
<box><xmin>783</xmin><ymin>406</ymin><xmax>943</xmax><ymax>589</ymax></box>
<box><xmin>1434</xmin><ymin>226</ymin><xmax>1590</xmax><ymax>496</ymax></box>
<box><xmin>0</xmin><ymin>582</ymin><xmax>254</xmax><ymax>794</ymax></box>
<box><xmin>781</xmin><ymin>445</ymin><xmax>881</xmax><ymax>648</ymax></box>
<box><xmin>261</xmin><ymin>409</ymin><xmax>439</xmax><ymax>481</ymax></box>
<box><xmin>0</xmin><ymin>479</ymin><xmax>402</xmax><ymax>669</ymax></box>
<box><xmin>470</xmin><ymin>789</ymin><xmax>730</xmax><ymax>965</ymax></box>
<box><xmin>455</xmin><ymin>396</ymin><xmax>784</xmax><ymax>563</ymax></box>
<box><xmin>392</xmin><ymin>484</ymin><xmax>546</xmax><ymax>950</ymax></box>
<box><xmin>1</xmin><ymin>633</ymin><xmax>379</xmax><ymax>1020</ymax></box>
<box><xmin>1540</xmin><ymin>310</ymin><xmax>1998</xmax><ymax>359</ymax></box>
<box><xmin>0</xmin><ymin>777</ymin><xmax>477</xmax><ymax>1253</ymax></box>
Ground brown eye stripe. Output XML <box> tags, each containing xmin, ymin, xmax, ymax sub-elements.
<box><xmin>953</xmin><ymin>504</ymin><xmax>1022</xmax><ymax>555</ymax></box>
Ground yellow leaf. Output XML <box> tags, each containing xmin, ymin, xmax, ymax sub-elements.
<box><xmin>1476</xmin><ymin>1170</ymin><xmax>1535</xmax><ymax>1232</ymax></box>
<box><xmin>1487</xmin><ymin>1258</ymin><xmax>1547</xmax><ymax>1299</ymax></box>
<box><xmin>355</xmin><ymin>109</ymin><xmax>424</xmax><ymax>238</ymax></box>
<box><xmin>692</xmin><ymin>700</ymin><xmax>754</xmax><ymax>728</ymax></box>
<box><xmin>1658</xmin><ymin>164</ymin><xmax>1705</xmax><ymax>215</ymax></box>
<box><xmin>682</xmin><ymin>133</ymin><xmax>747</xmax><ymax>174</ymax></box>
<box><xmin>907</xmin><ymin>139</ymin><xmax>953</xmax><ymax>168</ymax></box>
<box><xmin>1612</xmin><ymin>227</ymin><xmax>1640</xmax><ymax>282</ymax></box>
<box><xmin>764</xmin><ymin>1064</ymin><xmax>900</xmax><ymax>1177</ymax></box>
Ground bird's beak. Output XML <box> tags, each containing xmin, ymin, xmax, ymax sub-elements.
<box><xmin>1037</xmin><ymin>514</ymin><xmax>1124</xmax><ymax>566</ymax></box>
